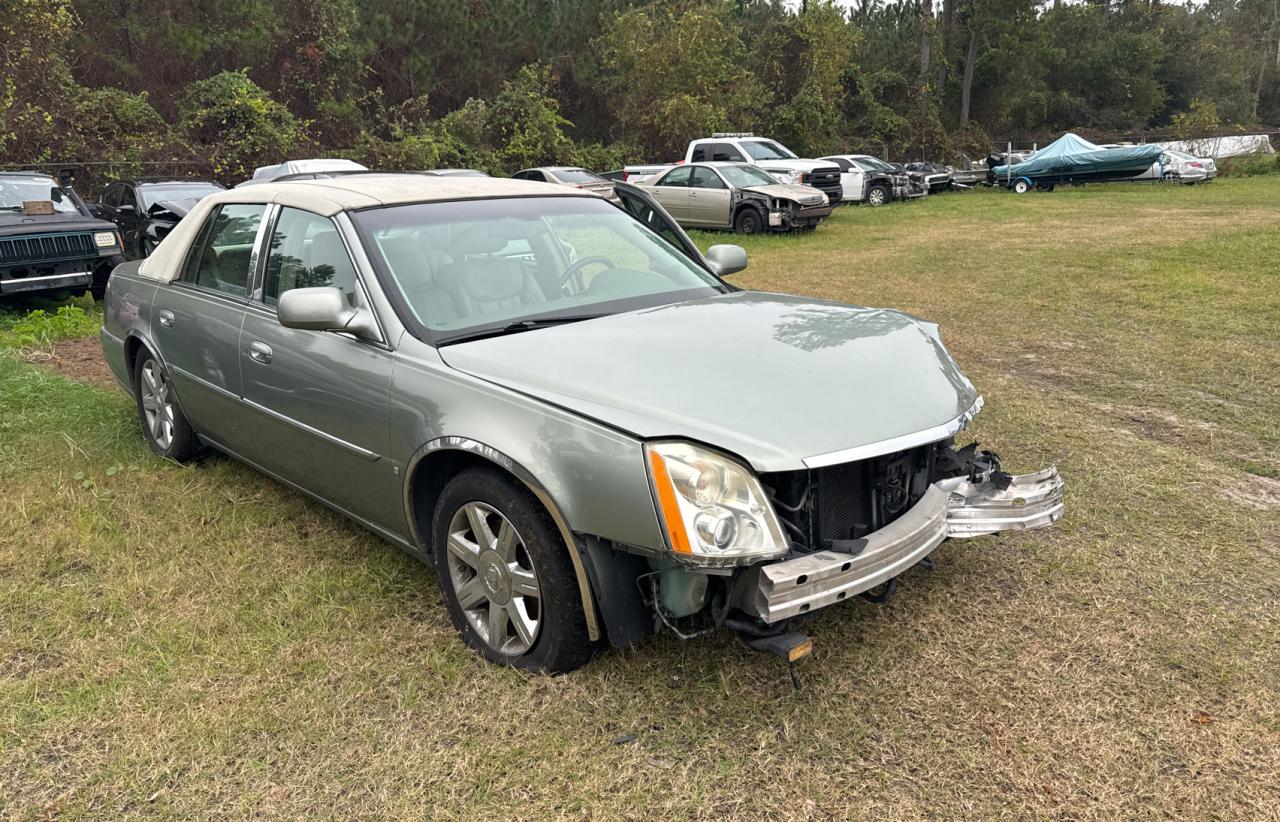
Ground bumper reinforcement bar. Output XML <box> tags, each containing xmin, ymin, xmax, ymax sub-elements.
<box><xmin>737</xmin><ymin>467</ymin><xmax>1064</xmax><ymax>623</ymax></box>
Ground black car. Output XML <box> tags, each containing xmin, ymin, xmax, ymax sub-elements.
<box><xmin>96</xmin><ymin>178</ymin><xmax>224</xmax><ymax>259</ymax></box>
<box><xmin>0</xmin><ymin>170</ymin><xmax>123</xmax><ymax>297</ymax></box>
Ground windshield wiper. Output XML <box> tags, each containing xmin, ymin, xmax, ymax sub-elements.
<box><xmin>437</xmin><ymin>314</ymin><xmax>604</xmax><ymax>346</ymax></box>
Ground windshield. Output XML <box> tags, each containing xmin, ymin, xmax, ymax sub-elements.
<box><xmin>140</xmin><ymin>184</ymin><xmax>223</xmax><ymax>209</ymax></box>
<box><xmin>0</xmin><ymin>176</ymin><xmax>80</xmax><ymax>213</ymax></box>
<box><xmin>741</xmin><ymin>140</ymin><xmax>798</xmax><ymax>161</ymax></box>
<box><xmin>718</xmin><ymin>165</ymin><xmax>782</xmax><ymax>188</ymax></box>
<box><xmin>353</xmin><ymin>196</ymin><xmax>725</xmax><ymax>343</ymax></box>
<box><xmin>853</xmin><ymin>157</ymin><xmax>893</xmax><ymax>172</ymax></box>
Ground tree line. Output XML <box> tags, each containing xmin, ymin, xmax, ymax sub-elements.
<box><xmin>2</xmin><ymin>0</ymin><xmax>1277</xmax><ymax>184</ymax></box>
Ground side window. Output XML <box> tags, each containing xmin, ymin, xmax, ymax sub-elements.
<box><xmin>657</xmin><ymin>166</ymin><xmax>693</xmax><ymax>187</ymax></box>
<box><xmin>514</xmin><ymin>170</ymin><xmax>544</xmax><ymax>182</ymax></box>
<box><xmin>182</xmin><ymin>203</ymin><xmax>264</xmax><ymax>297</ymax></box>
<box><xmin>711</xmin><ymin>143</ymin><xmax>744</xmax><ymax>162</ymax></box>
<box><xmin>262</xmin><ymin>207</ymin><xmax>362</xmax><ymax>308</ymax></box>
<box><xmin>690</xmin><ymin>167</ymin><xmax>726</xmax><ymax>190</ymax></box>
<box><xmin>101</xmin><ymin>184</ymin><xmax>120</xmax><ymax>208</ymax></box>
<box><xmin>690</xmin><ymin>144</ymin><xmax>708</xmax><ymax>162</ymax></box>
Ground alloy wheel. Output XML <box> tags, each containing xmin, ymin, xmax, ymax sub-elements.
<box><xmin>139</xmin><ymin>360</ymin><xmax>175</xmax><ymax>450</ymax></box>
<box><xmin>446</xmin><ymin>502</ymin><xmax>542</xmax><ymax>656</ymax></box>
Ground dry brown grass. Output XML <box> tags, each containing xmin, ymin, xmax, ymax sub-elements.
<box><xmin>3</xmin><ymin>178</ymin><xmax>1279</xmax><ymax>819</ymax></box>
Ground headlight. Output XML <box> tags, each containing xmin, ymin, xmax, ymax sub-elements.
<box><xmin>94</xmin><ymin>231</ymin><xmax>118</xmax><ymax>248</ymax></box>
<box><xmin>646</xmin><ymin>441</ymin><xmax>788</xmax><ymax>564</ymax></box>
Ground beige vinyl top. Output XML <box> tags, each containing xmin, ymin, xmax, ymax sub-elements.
<box><xmin>138</xmin><ymin>174</ymin><xmax>596</xmax><ymax>282</ymax></box>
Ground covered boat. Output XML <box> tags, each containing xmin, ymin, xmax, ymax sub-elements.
<box><xmin>991</xmin><ymin>133</ymin><xmax>1163</xmax><ymax>192</ymax></box>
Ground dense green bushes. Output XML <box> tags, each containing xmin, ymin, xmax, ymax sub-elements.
<box><xmin>2</xmin><ymin>0</ymin><xmax>1277</xmax><ymax>186</ymax></box>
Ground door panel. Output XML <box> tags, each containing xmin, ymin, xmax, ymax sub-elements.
<box><xmin>688</xmin><ymin>167</ymin><xmax>732</xmax><ymax>227</ymax></box>
<box><xmin>239</xmin><ymin>207</ymin><xmax>399</xmax><ymax>529</ymax></box>
<box><xmin>153</xmin><ymin>286</ymin><xmax>251</xmax><ymax>450</ymax></box>
<box><xmin>240</xmin><ymin>311</ymin><xmax>399</xmax><ymax>528</ymax></box>
<box><xmin>152</xmin><ymin>203</ymin><xmax>265</xmax><ymax>452</ymax></box>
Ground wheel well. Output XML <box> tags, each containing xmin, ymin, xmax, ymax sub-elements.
<box><xmin>407</xmin><ymin>449</ymin><xmax>516</xmax><ymax>557</ymax></box>
<box><xmin>124</xmin><ymin>335</ymin><xmax>147</xmax><ymax>385</ymax></box>
<box><xmin>734</xmin><ymin>202</ymin><xmax>764</xmax><ymax>221</ymax></box>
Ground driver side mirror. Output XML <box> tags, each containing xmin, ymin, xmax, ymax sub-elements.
<box><xmin>705</xmin><ymin>244</ymin><xmax>748</xmax><ymax>277</ymax></box>
<box><xmin>116</xmin><ymin>203</ymin><xmax>135</xmax><ymax>214</ymax></box>
<box><xmin>278</xmin><ymin>287</ymin><xmax>379</xmax><ymax>340</ymax></box>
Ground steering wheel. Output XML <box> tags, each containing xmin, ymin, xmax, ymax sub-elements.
<box><xmin>559</xmin><ymin>255</ymin><xmax>616</xmax><ymax>291</ymax></box>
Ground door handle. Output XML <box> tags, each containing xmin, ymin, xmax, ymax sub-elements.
<box><xmin>248</xmin><ymin>341</ymin><xmax>273</xmax><ymax>364</ymax></box>
<box><xmin>158</xmin><ymin>309</ymin><xmax>174</xmax><ymax>328</ymax></box>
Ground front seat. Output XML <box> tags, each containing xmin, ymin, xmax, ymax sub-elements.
<box><xmin>378</xmin><ymin>234</ymin><xmax>459</xmax><ymax>326</ymax></box>
<box><xmin>435</xmin><ymin>224</ymin><xmax>546</xmax><ymax>320</ymax></box>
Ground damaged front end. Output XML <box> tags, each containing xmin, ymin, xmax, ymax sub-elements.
<box><xmin>642</xmin><ymin>436</ymin><xmax>1063</xmax><ymax>671</ymax></box>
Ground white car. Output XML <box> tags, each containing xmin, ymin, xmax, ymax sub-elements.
<box><xmin>1135</xmin><ymin>150</ymin><xmax>1212</xmax><ymax>184</ymax></box>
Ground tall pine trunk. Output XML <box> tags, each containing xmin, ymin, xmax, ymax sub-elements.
<box><xmin>936</xmin><ymin>0</ymin><xmax>955</xmax><ymax>92</ymax></box>
<box><xmin>920</xmin><ymin>0</ymin><xmax>933</xmax><ymax>84</ymax></box>
<box><xmin>960</xmin><ymin>27</ymin><xmax>979</xmax><ymax>125</ymax></box>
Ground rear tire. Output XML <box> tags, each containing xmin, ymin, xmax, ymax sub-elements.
<box><xmin>1012</xmin><ymin>179</ymin><xmax>1031</xmax><ymax>194</ymax></box>
<box><xmin>132</xmin><ymin>347</ymin><xmax>199</xmax><ymax>462</ymax></box>
<box><xmin>734</xmin><ymin>208</ymin><xmax>762</xmax><ymax>235</ymax></box>
<box><xmin>866</xmin><ymin>184</ymin><xmax>889</xmax><ymax>206</ymax></box>
<box><xmin>433</xmin><ymin>467</ymin><xmax>596</xmax><ymax>673</ymax></box>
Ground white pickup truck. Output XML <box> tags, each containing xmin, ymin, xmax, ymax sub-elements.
<box><xmin>684</xmin><ymin>135</ymin><xmax>843</xmax><ymax>205</ymax></box>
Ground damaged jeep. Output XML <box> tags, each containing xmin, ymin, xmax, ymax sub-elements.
<box><xmin>639</xmin><ymin>162</ymin><xmax>833</xmax><ymax>234</ymax></box>
<box><xmin>100</xmin><ymin>175</ymin><xmax>1062</xmax><ymax>675</ymax></box>
<box><xmin>1</xmin><ymin>169</ymin><xmax>123</xmax><ymax>297</ymax></box>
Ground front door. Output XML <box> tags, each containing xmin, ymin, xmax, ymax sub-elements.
<box><xmin>238</xmin><ymin>206</ymin><xmax>400</xmax><ymax>530</ymax></box>
<box><xmin>151</xmin><ymin>202</ymin><xmax>264</xmax><ymax>453</ymax></box>
<box><xmin>687</xmin><ymin>166</ymin><xmax>733</xmax><ymax>228</ymax></box>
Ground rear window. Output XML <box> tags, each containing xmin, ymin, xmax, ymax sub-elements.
<box><xmin>554</xmin><ymin>169</ymin><xmax>603</xmax><ymax>184</ymax></box>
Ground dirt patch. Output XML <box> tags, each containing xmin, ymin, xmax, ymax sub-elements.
<box><xmin>1220</xmin><ymin>474</ymin><xmax>1280</xmax><ymax>511</ymax></box>
<box><xmin>25</xmin><ymin>337</ymin><xmax>118</xmax><ymax>391</ymax></box>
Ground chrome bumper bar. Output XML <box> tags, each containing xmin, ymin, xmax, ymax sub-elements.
<box><xmin>738</xmin><ymin>467</ymin><xmax>1064</xmax><ymax>623</ymax></box>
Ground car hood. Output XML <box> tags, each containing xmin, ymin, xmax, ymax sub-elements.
<box><xmin>742</xmin><ymin>183</ymin><xmax>828</xmax><ymax>204</ymax></box>
<box><xmin>438</xmin><ymin>292</ymin><xmax>981</xmax><ymax>472</ymax></box>
<box><xmin>0</xmin><ymin>212</ymin><xmax>114</xmax><ymax>235</ymax></box>
<box><xmin>756</xmin><ymin>160</ymin><xmax>836</xmax><ymax>174</ymax></box>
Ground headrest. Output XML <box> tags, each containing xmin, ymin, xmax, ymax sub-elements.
<box><xmin>378</xmin><ymin>235</ymin><xmax>423</xmax><ymax>273</ymax></box>
<box><xmin>308</xmin><ymin>231</ymin><xmax>347</xmax><ymax>269</ymax></box>
<box><xmin>451</xmin><ymin>223</ymin><xmax>507</xmax><ymax>256</ymax></box>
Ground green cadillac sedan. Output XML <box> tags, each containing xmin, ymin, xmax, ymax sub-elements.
<box><xmin>100</xmin><ymin>174</ymin><xmax>1063</xmax><ymax>673</ymax></box>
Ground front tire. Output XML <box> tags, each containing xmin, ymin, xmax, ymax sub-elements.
<box><xmin>734</xmin><ymin>207</ymin><xmax>762</xmax><ymax>235</ymax></box>
<box><xmin>866</xmin><ymin>184</ymin><xmax>889</xmax><ymax>206</ymax></box>
<box><xmin>132</xmin><ymin>347</ymin><xmax>199</xmax><ymax>462</ymax></box>
<box><xmin>1012</xmin><ymin>179</ymin><xmax>1031</xmax><ymax>194</ymax></box>
<box><xmin>433</xmin><ymin>467</ymin><xmax>595</xmax><ymax>673</ymax></box>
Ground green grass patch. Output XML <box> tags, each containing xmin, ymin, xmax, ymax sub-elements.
<box><xmin>2</xmin><ymin>178</ymin><xmax>1278</xmax><ymax>818</ymax></box>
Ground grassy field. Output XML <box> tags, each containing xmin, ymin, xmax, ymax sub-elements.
<box><xmin>2</xmin><ymin>178</ymin><xmax>1278</xmax><ymax>819</ymax></box>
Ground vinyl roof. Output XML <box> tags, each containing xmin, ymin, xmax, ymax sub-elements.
<box><xmin>137</xmin><ymin>175</ymin><xmax>596</xmax><ymax>282</ymax></box>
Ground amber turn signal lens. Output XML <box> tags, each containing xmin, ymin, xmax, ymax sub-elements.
<box><xmin>788</xmin><ymin>638</ymin><xmax>814</xmax><ymax>663</ymax></box>
<box><xmin>649</xmin><ymin>449</ymin><xmax>693</xmax><ymax>555</ymax></box>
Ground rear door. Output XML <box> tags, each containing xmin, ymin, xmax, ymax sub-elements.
<box><xmin>645</xmin><ymin>166</ymin><xmax>693</xmax><ymax>222</ymax></box>
<box><xmin>687</xmin><ymin>166</ymin><xmax>732</xmax><ymax>228</ymax></box>
<box><xmin>238</xmin><ymin>207</ymin><xmax>400</xmax><ymax>530</ymax></box>
<box><xmin>151</xmin><ymin>202</ymin><xmax>264</xmax><ymax>453</ymax></box>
